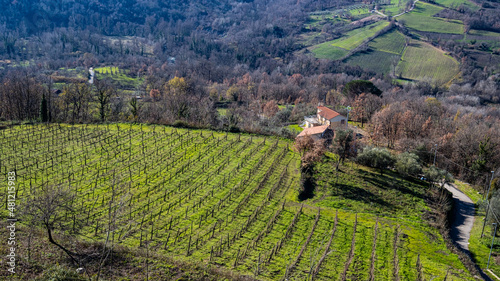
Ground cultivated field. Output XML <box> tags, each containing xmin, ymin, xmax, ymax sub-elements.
<box><xmin>397</xmin><ymin>40</ymin><xmax>459</xmax><ymax>85</ymax></box>
<box><xmin>370</xmin><ymin>30</ymin><xmax>406</xmax><ymax>54</ymax></box>
<box><xmin>93</xmin><ymin>66</ymin><xmax>142</xmax><ymax>90</ymax></box>
<box><xmin>346</xmin><ymin>30</ymin><xmax>405</xmax><ymax>74</ymax></box>
<box><xmin>346</xmin><ymin>50</ymin><xmax>397</xmax><ymax>74</ymax></box>
<box><xmin>432</xmin><ymin>0</ymin><xmax>479</xmax><ymax>10</ymax></box>
<box><xmin>311</xmin><ymin>21</ymin><xmax>390</xmax><ymax>60</ymax></box>
<box><xmin>0</xmin><ymin>124</ymin><xmax>473</xmax><ymax>280</ymax></box>
<box><xmin>398</xmin><ymin>2</ymin><xmax>464</xmax><ymax>34</ymax></box>
<box><xmin>379</xmin><ymin>0</ymin><xmax>406</xmax><ymax>15</ymax></box>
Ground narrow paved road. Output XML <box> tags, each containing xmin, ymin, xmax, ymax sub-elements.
<box><xmin>444</xmin><ymin>183</ymin><xmax>475</xmax><ymax>251</ymax></box>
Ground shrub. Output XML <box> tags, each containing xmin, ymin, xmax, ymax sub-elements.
<box><xmin>356</xmin><ymin>146</ymin><xmax>395</xmax><ymax>172</ymax></box>
<box><xmin>395</xmin><ymin>152</ymin><xmax>422</xmax><ymax>177</ymax></box>
<box><xmin>424</xmin><ymin>166</ymin><xmax>454</xmax><ymax>187</ymax></box>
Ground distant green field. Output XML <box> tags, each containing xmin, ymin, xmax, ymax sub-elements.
<box><xmin>93</xmin><ymin>66</ymin><xmax>143</xmax><ymax>89</ymax></box>
<box><xmin>433</xmin><ymin>0</ymin><xmax>479</xmax><ymax>10</ymax></box>
<box><xmin>370</xmin><ymin>30</ymin><xmax>406</xmax><ymax>54</ymax></box>
<box><xmin>398</xmin><ymin>2</ymin><xmax>464</xmax><ymax>34</ymax></box>
<box><xmin>333</xmin><ymin>22</ymin><xmax>390</xmax><ymax>50</ymax></box>
<box><xmin>311</xmin><ymin>21</ymin><xmax>390</xmax><ymax>60</ymax></box>
<box><xmin>346</xmin><ymin>50</ymin><xmax>398</xmax><ymax>74</ymax></box>
<box><xmin>311</xmin><ymin>45</ymin><xmax>349</xmax><ymax>60</ymax></box>
<box><xmin>397</xmin><ymin>40</ymin><xmax>459</xmax><ymax>85</ymax></box>
<box><xmin>468</xmin><ymin>29</ymin><xmax>500</xmax><ymax>37</ymax></box>
<box><xmin>349</xmin><ymin>8</ymin><xmax>371</xmax><ymax>19</ymax></box>
<box><xmin>380</xmin><ymin>0</ymin><xmax>406</xmax><ymax>15</ymax></box>
<box><xmin>307</xmin><ymin>5</ymin><xmax>371</xmax><ymax>29</ymax></box>
<box><xmin>306</xmin><ymin>14</ymin><xmax>345</xmax><ymax>29</ymax></box>
<box><xmin>345</xmin><ymin>30</ymin><xmax>405</xmax><ymax>74</ymax></box>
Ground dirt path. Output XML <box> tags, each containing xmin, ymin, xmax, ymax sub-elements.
<box><xmin>444</xmin><ymin>183</ymin><xmax>475</xmax><ymax>251</ymax></box>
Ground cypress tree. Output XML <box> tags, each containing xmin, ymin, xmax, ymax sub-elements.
<box><xmin>40</xmin><ymin>93</ymin><xmax>48</xmax><ymax>122</ymax></box>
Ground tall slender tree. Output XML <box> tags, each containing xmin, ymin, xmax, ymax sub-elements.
<box><xmin>40</xmin><ymin>93</ymin><xmax>48</xmax><ymax>122</ymax></box>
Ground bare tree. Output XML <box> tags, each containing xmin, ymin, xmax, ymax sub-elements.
<box><xmin>0</xmin><ymin>70</ymin><xmax>43</xmax><ymax>121</ymax></box>
<box><xmin>24</xmin><ymin>185</ymin><xmax>90</xmax><ymax>279</ymax></box>
<box><xmin>93</xmin><ymin>78</ymin><xmax>116</xmax><ymax>122</ymax></box>
<box><xmin>61</xmin><ymin>83</ymin><xmax>92</xmax><ymax>123</ymax></box>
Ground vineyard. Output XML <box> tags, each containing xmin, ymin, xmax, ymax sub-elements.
<box><xmin>0</xmin><ymin>124</ymin><xmax>473</xmax><ymax>280</ymax></box>
<box><xmin>398</xmin><ymin>40</ymin><xmax>460</xmax><ymax>85</ymax></box>
<box><xmin>311</xmin><ymin>21</ymin><xmax>390</xmax><ymax>60</ymax></box>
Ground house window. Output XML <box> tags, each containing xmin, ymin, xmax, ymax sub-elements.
<box><xmin>341</xmin><ymin>120</ymin><xmax>345</xmax><ymax>125</ymax></box>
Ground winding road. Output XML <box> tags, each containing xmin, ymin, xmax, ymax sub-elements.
<box><xmin>444</xmin><ymin>183</ymin><xmax>475</xmax><ymax>251</ymax></box>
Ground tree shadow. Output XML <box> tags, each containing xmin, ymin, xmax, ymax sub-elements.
<box><xmin>333</xmin><ymin>183</ymin><xmax>394</xmax><ymax>210</ymax></box>
<box><xmin>298</xmin><ymin>174</ymin><xmax>315</xmax><ymax>201</ymax></box>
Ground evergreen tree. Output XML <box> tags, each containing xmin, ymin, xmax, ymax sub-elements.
<box><xmin>40</xmin><ymin>93</ymin><xmax>48</xmax><ymax>122</ymax></box>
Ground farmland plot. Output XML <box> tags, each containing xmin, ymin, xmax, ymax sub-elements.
<box><xmin>311</xmin><ymin>21</ymin><xmax>390</xmax><ymax>60</ymax></box>
<box><xmin>0</xmin><ymin>124</ymin><xmax>474</xmax><ymax>280</ymax></box>
<box><xmin>398</xmin><ymin>40</ymin><xmax>459</xmax><ymax>85</ymax></box>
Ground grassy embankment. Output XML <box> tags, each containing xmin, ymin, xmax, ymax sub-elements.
<box><xmin>454</xmin><ymin>181</ymin><xmax>500</xmax><ymax>279</ymax></box>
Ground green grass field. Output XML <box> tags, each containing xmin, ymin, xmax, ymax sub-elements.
<box><xmin>306</xmin><ymin>15</ymin><xmax>343</xmax><ymax>30</ymax></box>
<box><xmin>311</xmin><ymin>21</ymin><xmax>390</xmax><ymax>60</ymax></box>
<box><xmin>370</xmin><ymin>30</ymin><xmax>407</xmax><ymax>54</ymax></box>
<box><xmin>0</xmin><ymin>124</ymin><xmax>475</xmax><ymax>280</ymax></box>
<box><xmin>305</xmin><ymin>5</ymin><xmax>371</xmax><ymax>30</ymax></box>
<box><xmin>433</xmin><ymin>0</ymin><xmax>480</xmax><ymax>10</ymax></box>
<box><xmin>397</xmin><ymin>40</ymin><xmax>460</xmax><ymax>85</ymax></box>
<box><xmin>307</xmin><ymin>152</ymin><xmax>429</xmax><ymax>218</ymax></box>
<box><xmin>93</xmin><ymin>66</ymin><xmax>143</xmax><ymax>90</ymax></box>
<box><xmin>346</xmin><ymin>30</ymin><xmax>405</xmax><ymax>74</ymax></box>
<box><xmin>468</xmin><ymin>29</ymin><xmax>500</xmax><ymax>38</ymax></box>
<box><xmin>380</xmin><ymin>0</ymin><xmax>406</xmax><ymax>15</ymax></box>
<box><xmin>311</xmin><ymin>45</ymin><xmax>350</xmax><ymax>60</ymax></box>
<box><xmin>398</xmin><ymin>2</ymin><xmax>464</xmax><ymax>34</ymax></box>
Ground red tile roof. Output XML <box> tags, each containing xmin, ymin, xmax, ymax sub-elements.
<box><xmin>317</xmin><ymin>106</ymin><xmax>341</xmax><ymax>120</ymax></box>
<box><xmin>297</xmin><ymin>125</ymin><xmax>329</xmax><ymax>138</ymax></box>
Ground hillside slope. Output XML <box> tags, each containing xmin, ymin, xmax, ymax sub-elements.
<box><xmin>0</xmin><ymin>124</ymin><xmax>475</xmax><ymax>280</ymax></box>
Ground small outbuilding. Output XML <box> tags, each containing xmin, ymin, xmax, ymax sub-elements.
<box><xmin>296</xmin><ymin>124</ymin><xmax>331</xmax><ymax>141</ymax></box>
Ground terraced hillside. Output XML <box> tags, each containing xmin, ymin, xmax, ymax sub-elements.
<box><xmin>0</xmin><ymin>124</ymin><xmax>473</xmax><ymax>280</ymax></box>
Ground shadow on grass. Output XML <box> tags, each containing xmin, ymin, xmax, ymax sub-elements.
<box><xmin>357</xmin><ymin>169</ymin><xmax>426</xmax><ymax>201</ymax></box>
<box><xmin>332</xmin><ymin>182</ymin><xmax>394</xmax><ymax>210</ymax></box>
